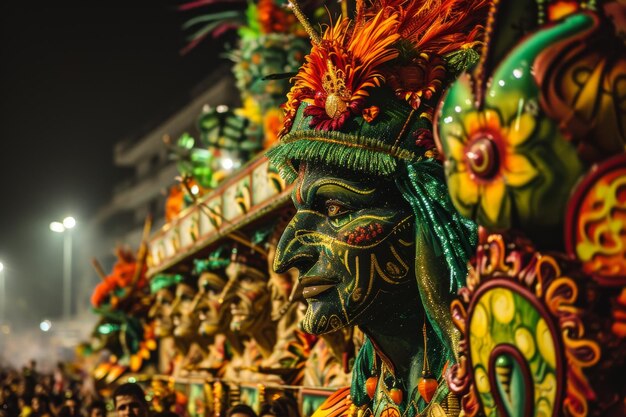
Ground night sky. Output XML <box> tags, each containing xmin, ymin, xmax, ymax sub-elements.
<box><xmin>0</xmin><ymin>1</ymin><xmax>229</xmax><ymax>326</ymax></box>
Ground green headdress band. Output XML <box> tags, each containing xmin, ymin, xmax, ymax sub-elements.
<box><xmin>150</xmin><ymin>274</ymin><xmax>183</xmax><ymax>294</ymax></box>
<box><xmin>267</xmin><ymin>87</ymin><xmax>432</xmax><ymax>182</ymax></box>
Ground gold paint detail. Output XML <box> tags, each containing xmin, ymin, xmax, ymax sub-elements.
<box><xmin>372</xmin><ymin>253</ymin><xmax>399</xmax><ymax>284</ymax></box>
<box><xmin>390</xmin><ymin>244</ymin><xmax>410</xmax><ymax>271</ymax></box>
<box><xmin>313</xmin><ymin>179</ymin><xmax>376</xmax><ymax>195</ymax></box>
<box><xmin>323</xmin><ymin>60</ymin><xmax>352</xmax><ymax>119</ymax></box>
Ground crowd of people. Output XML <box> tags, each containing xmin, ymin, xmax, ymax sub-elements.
<box><xmin>1</xmin><ymin>362</ymin><xmax>299</xmax><ymax>417</ymax></box>
<box><xmin>0</xmin><ymin>361</ymin><xmax>104</xmax><ymax>417</ymax></box>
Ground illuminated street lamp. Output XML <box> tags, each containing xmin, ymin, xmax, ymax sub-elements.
<box><xmin>40</xmin><ymin>320</ymin><xmax>52</xmax><ymax>332</ymax></box>
<box><xmin>50</xmin><ymin>216</ymin><xmax>76</xmax><ymax>319</ymax></box>
<box><xmin>0</xmin><ymin>261</ymin><xmax>5</xmax><ymax>324</ymax></box>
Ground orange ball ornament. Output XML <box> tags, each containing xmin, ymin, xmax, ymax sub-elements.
<box><xmin>418</xmin><ymin>375</ymin><xmax>438</xmax><ymax>403</ymax></box>
<box><xmin>366</xmin><ymin>376</ymin><xmax>378</xmax><ymax>399</ymax></box>
<box><xmin>389</xmin><ymin>387</ymin><xmax>403</xmax><ymax>405</ymax></box>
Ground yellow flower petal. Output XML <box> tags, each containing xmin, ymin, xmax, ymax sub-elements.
<box><xmin>480</xmin><ymin>179</ymin><xmax>506</xmax><ymax>223</ymax></box>
<box><xmin>483</xmin><ymin>109</ymin><xmax>502</xmax><ymax>132</ymax></box>
<box><xmin>447</xmin><ymin>136</ymin><xmax>466</xmax><ymax>162</ymax></box>
<box><xmin>508</xmin><ymin>112</ymin><xmax>536</xmax><ymax>147</ymax></box>
<box><xmin>462</xmin><ymin>111</ymin><xmax>482</xmax><ymax>136</ymax></box>
<box><xmin>505</xmin><ymin>154</ymin><xmax>537</xmax><ymax>187</ymax></box>
<box><xmin>449</xmin><ymin>171</ymin><xmax>479</xmax><ymax>207</ymax></box>
<box><xmin>459</xmin><ymin>175</ymin><xmax>479</xmax><ymax>205</ymax></box>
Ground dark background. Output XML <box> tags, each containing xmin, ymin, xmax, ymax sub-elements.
<box><xmin>0</xmin><ymin>0</ymin><xmax>227</xmax><ymax>325</ymax></box>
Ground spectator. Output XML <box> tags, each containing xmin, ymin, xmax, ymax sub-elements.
<box><xmin>226</xmin><ymin>404</ymin><xmax>257</xmax><ymax>417</ymax></box>
<box><xmin>113</xmin><ymin>384</ymin><xmax>148</xmax><ymax>417</ymax></box>
<box><xmin>86</xmin><ymin>401</ymin><xmax>106</xmax><ymax>417</ymax></box>
<box><xmin>258</xmin><ymin>395</ymin><xmax>299</xmax><ymax>417</ymax></box>
<box><xmin>30</xmin><ymin>394</ymin><xmax>52</xmax><ymax>417</ymax></box>
<box><xmin>62</xmin><ymin>393</ymin><xmax>81</xmax><ymax>417</ymax></box>
<box><xmin>58</xmin><ymin>406</ymin><xmax>76</xmax><ymax>417</ymax></box>
<box><xmin>17</xmin><ymin>396</ymin><xmax>32</xmax><ymax>417</ymax></box>
<box><xmin>1</xmin><ymin>385</ymin><xmax>18</xmax><ymax>417</ymax></box>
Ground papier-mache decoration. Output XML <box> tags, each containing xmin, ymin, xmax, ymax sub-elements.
<box><xmin>436</xmin><ymin>0</ymin><xmax>625</xmax><ymax>242</ymax></box>
<box><xmin>181</xmin><ymin>0</ymin><xmax>314</xmax><ymax>151</ymax></box>
<box><xmin>437</xmin><ymin>1</ymin><xmax>626</xmax><ymax>415</ymax></box>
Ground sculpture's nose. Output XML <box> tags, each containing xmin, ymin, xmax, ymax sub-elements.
<box><xmin>273</xmin><ymin>215</ymin><xmax>318</xmax><ymax>275</ymax></box>
<box><xmin>218</xmin><ymin>278</ymin><xmax>237</xmax><ymax>306</ymax></box>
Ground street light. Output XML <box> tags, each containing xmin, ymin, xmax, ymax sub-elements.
<box><xmin>40</xmin><ymin>320</ymin><xmax>52</xmax><ymax>332</ymax></box>
<box><xmin>0</xmin><ymin>261</ymin><xmax>5</xmax><ymax>324</ymax></box>
<box><xmin>50</xmin><ymin>216</ymin><xmax>76</xmax><ymax>319</ymax></box>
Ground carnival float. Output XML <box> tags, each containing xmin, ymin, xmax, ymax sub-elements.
<box><xmin>82</xmin><ymin>0</ymin><xmax>625</xmax><ymax>416</ymax></box>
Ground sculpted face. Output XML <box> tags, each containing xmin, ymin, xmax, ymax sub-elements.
<box><xmin>170</xmin><ymin>283</ymin><xmax>199</xmax><ymax>339</ymax></box>
<box><xmin>194</xmin><ymin>272</ymin><xmax>228</xmax><ymax>336</ymax></box>
<box><xmin>274</xmin><ymin>163</ymin><xmax>416</xmax><ymax>334</ymax></box>
<box><xmin>148</xmin><ymin>287</ymin><xmax>175</xmax><ymax>338</ymax></box>
<box><xmin>222</xmin><ymin>260</ymin><xmax>271</xmax><ymax>334</ymax></box>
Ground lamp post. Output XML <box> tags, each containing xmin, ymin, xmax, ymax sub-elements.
<box><xmin>50</xmin><ymin>216</ymin><xmax>76</xmax><ymax>319</ymax></box>
<box><xmin>0</xmin><ymin>261</ymin><xmax>5</xmax><ymax>324</ymax></box>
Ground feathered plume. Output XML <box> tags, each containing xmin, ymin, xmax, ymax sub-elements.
<box><xmin>280</xmin><ymin>0</ymin><xmax>490</xmax><ymax>136</ymax></box>
<box><xmin>282</xmin><ymin>9</ymin><xmax>401</xmax><ymax>133</ymax></box>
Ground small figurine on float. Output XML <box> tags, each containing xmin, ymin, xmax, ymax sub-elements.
<box><xmin>219</xmin><ymin>244</ymin><xmax>276</xmax><ymax>383</ymax></box>
<box><xmin>148</xmin><ymin>273</ymin><xmax>182</xmax><ymax>374</ymax></box>
<box><xmin>169</xmin><ymin>274</ymin><xmax>217</xmax><ymax>375</ymax></box>
<box><xmin>191</xmin><ymin>247</ymin><xmax>245</xmax><ymax>375</ymax></box>
<box><xmin>267</xmin><ymin>0</ymin><xmax>489</xmax><ymax>416</ymax></box>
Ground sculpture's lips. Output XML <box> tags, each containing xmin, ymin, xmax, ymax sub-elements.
<box><xmin>299</xmin><ymin>276</ymin><xmax>338</xmax><ymax>298</ymax></box>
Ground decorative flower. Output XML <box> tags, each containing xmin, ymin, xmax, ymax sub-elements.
<box><xmin>386</xmin><ymin>53</ymin><xmax>447</xmax><ymax>110</ymax></box>
<box><xmin>282</xmin><ymin>12</ymin><xmax>401</xmax><ymax>132</ymax></box>
<box><xmin>257</xmin><ymin>0</ymin><xmax>297</xmax><ymax>34</ymax></box>
<box><xmin>263</xmin><ymin>107</ymin><xmax>284</xmax><ymax>148</ymax></box>
<box><xmin>443</xmin><ymin>107</ymin><xmax>538</xmax><ymax>228</ymax></box>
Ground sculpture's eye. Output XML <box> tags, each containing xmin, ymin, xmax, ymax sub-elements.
<box><xmin>325</xmin><ymin>200</ymin><xmax>351</xmax><ymax>218</ymax></box>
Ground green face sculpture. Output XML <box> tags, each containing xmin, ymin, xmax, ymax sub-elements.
<box><xmin>274</xmin><ymin>163</ymin><xmax>416</xmax><ymax>334</ymax></box>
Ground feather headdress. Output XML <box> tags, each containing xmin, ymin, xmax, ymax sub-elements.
<box><xmin>276</xmin><ymin>0</ymin><xmax>489</xmax><ymax>142</ymax></box>
<box><xmin>268</xmin><ymin>0</ymin><xmax>489</xmax><ymax>182</ymax></box>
